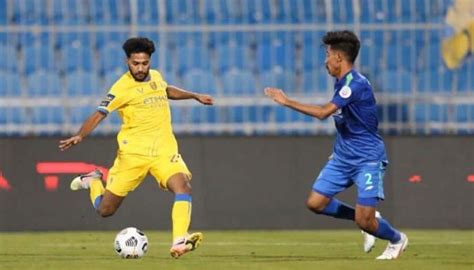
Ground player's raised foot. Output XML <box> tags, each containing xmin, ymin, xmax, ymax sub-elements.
<box><xmin>70</xmin><ymin>169</ymin><xmax>103</xmax><ymax>191</ymax></box>
<box><xmin>362</xmin><ymin>211</ymin><xmax>382</xmax><ymax>253</ymax></box>
<box><xmin>376</xmin><ymin>232</ymin><xmax>408</xmax><ymax>260</ymax></box>
<box><xmin>170</xmin><ymin>232</ymin><xmax>203</xmax><ymax>259</ymax></box>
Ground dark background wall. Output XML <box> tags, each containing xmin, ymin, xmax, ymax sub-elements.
<box><xmin>0</xmin><ymin>136</ymin><xmax>473</xmax><ymax>231</ymax></box>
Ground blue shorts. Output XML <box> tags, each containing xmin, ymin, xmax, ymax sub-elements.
<box><xmin>312</xmin><ymin>158</ymin><xmax>387</xmax><ymax>200</ymax></box>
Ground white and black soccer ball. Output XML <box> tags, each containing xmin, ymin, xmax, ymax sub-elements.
<box><xmin>114</xmin><ymin>227</ymin><xmax>148</xmax><ymax>259</ymax></box>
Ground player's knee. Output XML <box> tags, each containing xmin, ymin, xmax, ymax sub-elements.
<box><xmin>306</xmin><ymin>198</ymin><xmax>326</xmax><ymax>213</ymax></box>
<box><xmin>168</xmin><ymin>176</ymin><xmax>192</xmax><ymax>194</ymax></box>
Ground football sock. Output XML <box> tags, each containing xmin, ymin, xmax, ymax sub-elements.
<box><xmin>89</xmin><ymin>179</ymin><xmax>105</xmax><ymax>210</ymax></box>
<box><xmin>320</xmin><ymin>198</ymin><xmax>355</xmax><ymax>221</ymax></box>
<box><xmin>373</xmin><ymin>217</ymin><xmax>402</xmax><ymax>243</ymax></box>
<box><xmin>172</xmin><ymin>194</ymin><xmax>192</xmax><ymax>242</ymax></box>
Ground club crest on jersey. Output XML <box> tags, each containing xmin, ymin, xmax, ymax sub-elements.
<box><xmin>150</xmin><ymin>81</ymin><xmax>157</xmax><ymax>90</ymax></box>
<box><xmin>339</xmin><ymin>86</ymin><xmax>352</xmax><ymax>99</ymax></box>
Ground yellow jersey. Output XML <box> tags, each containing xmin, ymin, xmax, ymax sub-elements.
<box><xmin>97</xmin><ymin>70</ymin><xmax>178</xmax><ymax>157</ymax></box>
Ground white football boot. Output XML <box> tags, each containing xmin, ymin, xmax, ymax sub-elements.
<box><xmin>362</xmin><ymin>211</ymin><xmax>381</xmax><ymax>253</ymax></box>
<box><xmin>376</xmin><ymin>232</ymin><xmax>409</xmax><ymax>260</ymax></box>
<box><xmin>70</xmin><ymin>169</ymin><xmax>103</xmax><ymax>191</ymax></box>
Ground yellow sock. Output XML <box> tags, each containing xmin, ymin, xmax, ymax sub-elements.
<box><xmin>172</xmin><ymin>194</ymin><xmax>192</xmax><ymax>242</ymax></box>
<box><xmin>89</xmin><ymin>179</ymin><xmax>105</xmax><ymax>209</ymax></box>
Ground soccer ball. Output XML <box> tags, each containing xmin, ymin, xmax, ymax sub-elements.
<box><xmin>114</xmin><ymin>227</ymin><xmax>148</xmax><ymax>259</ymax></box>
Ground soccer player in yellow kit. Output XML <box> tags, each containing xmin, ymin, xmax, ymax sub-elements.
<box><xmin>59</xmin><ymin>37</ymin><xmax>213</xmax><ymax>258</ymax></box>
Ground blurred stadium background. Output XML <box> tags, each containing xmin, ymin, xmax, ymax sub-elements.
<box><xmin>1</xmin><ymin>0</ymin><xmax>473</xmax><ymax>136</ymax></box>
<box><xmin>0</xmin><ymin>1</ymin><xmax>473</xmax><ymax>269</ymax></box>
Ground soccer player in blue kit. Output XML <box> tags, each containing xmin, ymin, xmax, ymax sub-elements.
<box><xmin>264</xmin><ymin>30</ymin><xmax>408</xmax><ymax>260</ymax></box>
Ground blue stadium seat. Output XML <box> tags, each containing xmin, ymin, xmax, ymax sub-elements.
<box><xmin>50</xmin><ymin>0</ymin><xmax>89</xmax><ymax>25</ymax></box>
<box><xmin>221</xmin><ymin>69</ymin><xmax>257</xmax><ymax>96</ymax></box>
<box><xmin>456</xmin><ymin>62</ymin><xmax>474</xmax><ymax>93</ymax></box>
<box><xmin>65</xmin><ymin>71</ymin><xmax>101</xmax><ymax>96</ymax></box>
<box><xmin>175</xmin><ymin>45</ymin><xmax>211</xmax><ymax>75</ymax></box>
<box><xmin>359</xmin><ymin>0</ymin><xmax>384</xmax><ymax>23</ymax></box>
<box><xmin>260</xmin><ymin>70</ymin><xmax>297</xmax><ymax>93</ymax></box>
<box><xmin>190</xmin><ymin>106</ymin><xmax>218</xmax><ymax>124</ymax></box>
<box><xmin>425</xmin><ymin>43</ymin><xmax>442</xmax><ymax>69</ymax></box>
<box><xmin>208</xmin><ymin>31</ymin><xmax>254</xmax><ymax>48</ymax></box>
<box><xmin>299</xmin><ymin>0</ymin><xmax>326</xmax><ymax>23</ymax></box>
<box><xmin>301</xmin><ymin>43</ymin><xmax>326</xmax><ymax>71</ymax></box>
<box><xmin>0</xmin><ymin>107</ymin><xmax>25</xmax><ymax>125</ymax></box>
<box><xmin>0</xmin><ymin>45</ymin><xmax>18</xmax><ymax>72</ymax></box>
<box><xmin>414</xmin><ymin>103</ymin><xmax>448</xmax><ymax>124</ymax></box>
<box><xmin>0</xmin><ymin>72</ymin><xmax>22</xmax><ymax>96</ymax></box>
<box><xmin>386</xmin><ymin>44</ymin><xmax>414</xmax><ymax>71</ymax></box>
<box><xmin>70</xmin><ymin>106</ymin><xmax>96</xmax><ymax>124</ymax></box>
<box><xmin>0</xmin><ymin>106</ymin><xmax>26</xmax><ymax>136</ymax></box>
<box><xmin>161</xmin><ymin>70</ymin><xmax>178</xmax><ymax>86</ymax></box>
<box><xmin>22</xmin><ymin>44</ymin><xmax>57</xmax><ymax>75</ymax></box>
<box><xmin>94</xmin><ymin>32</ymin><xmax>128</xmax><ymax>49</ymax></box>
<box><xmin>302</xmin><ymin>70</ymin><xmax>330</xmax><ymax>93</ymax></box>
<box><xmin>378</xmin><ymin>70</ymin><xmax>412</xmax><ymax>94</ymax></box>
<box><xmin>256</xmin><ymin>42</ymin><xmax>296</xmax><ymax>72</ymax></box>
<box><xmin>137</xmin><ymin>0</ymin><xmax>160</xmax><ymax>24</ymax></box>
<box><xmin>455</xmin><ymin>104</ymin><xmax>469</xmax><ymax>123</ymax></box>
<box><xmin>170</xmin><ymin>107</ymin><xmax>185</xmax><ymax>124</ymax></box>
<box><xmin>417</xmin><ymin>69</ymin><xmax>453</xmax><ymax>93</ymax></box>
<box><xmin>55</xmin><ymin>32</ymin><xmax>91</xmax><ymax>49</ymax></box>
<box><xmin>61</xmin><ymin>45</ymin><xmax>94</xmax><ymax>72</ymax></box>
<box><xmin>215</xmin><ymin>44</ymin><xmax>251</xmax><ymax>72</ymax></box>
<box><xmin>166</xmin><ymin>0</ymin><xmax>200</xmax><ymax>24</ymax></box>
<box><xmin>98</xmin><ymin>42</ymin><xmax>125</xmax><ymax>74</ymax></box>
<box><xmin>11</xmin><ymin>0</ymin><xmax>48</xmax><ymax>25</ymax></box>
<box><xmin>332</xmin><ymin>0</ymin><xmax>354</xmax><ymax>23</ymax></box>
<box><xmin>0</xmin><ymin>0</ymin><xmax>6</xmax><ymax>25</ymax></box>
<box><xmin>182</xmin><ymin>69</ymin><xmax>217</xmax><ymax>95</ymax></box>
<box><xmin>31</xmin><ymin>106</ymin><xmax>65</xmax><ymax>124</ymax></box>
<box><xmin>26</xmin><ymin>70</ymin><xmax>61</xmax><ymax>96</ymax></box>
<box><xmin>89</xmin><ymin>0</ymin><xmax>130</xmax><ymax>24</ymax></box>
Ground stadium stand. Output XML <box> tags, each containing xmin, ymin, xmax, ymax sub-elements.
<box><xmin>0</xmin><ymin>0</ymin><xmax>472</xmax><ymax>136</ymax></box>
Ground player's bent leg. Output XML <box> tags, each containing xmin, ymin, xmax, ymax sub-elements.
<box><xmin>306</xmin><ymin>191</ymin><xmax>331</xmax><ymax>213</ymax></box>
<box><xmin>307</xmin><ymin>191</ymin><xmax>355</xmax><ymax>221</ymax></box>
<box><xmin>96</xmin><ymin>190</ymin><xmax>125</xmax><ymax>217</ymax></box>
<box><xmin>356</xmin><ymin>201</ymin><xmax>408</xmax><ymax>259</ymax></box>
<box><xmin>355</xmin><ymin>203</ymin><xmax>381</xmax><ymax>253</ymax></box>
<box><xmin>166</xmin><ymin>173</ymin><xmax>202</xmax><ymax>258</ymax></box>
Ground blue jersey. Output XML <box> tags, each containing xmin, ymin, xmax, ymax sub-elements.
<box><xmin>330</xmin><ymin>70</ymin><xmax>387</xmax><ymax>166</ymax></box>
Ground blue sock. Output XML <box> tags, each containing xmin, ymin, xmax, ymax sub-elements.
<box><xmin>374</xmin><ymin>217</ymin><xmax>401</xmax><ymax>243</ymax></box>
<box><xmin>320</xmin><ymin>198</ymin><xmax>355</xmax><ymax>221</ymax></box>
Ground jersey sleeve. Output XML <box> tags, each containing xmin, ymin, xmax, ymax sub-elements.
<box><xmin>97</xmin><ymin>84</ymin><xmax>129</xmax><ymax>114</ymax></box>
<box><xmin>331</xmin><ymin>81</ymin><xmax>362</xmax><ymax>108</ymax></box>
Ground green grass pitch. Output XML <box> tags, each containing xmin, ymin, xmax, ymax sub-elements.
<box><xmin>0</xmin><ymin>230</ymin><xmax>472</xmax><ymax>270</ymax></box>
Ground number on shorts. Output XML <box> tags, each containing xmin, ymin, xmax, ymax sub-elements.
<box><xmin>364</xmin><ymin>173</ymin><xmax>373</xmax><ymax>185</ymax></box>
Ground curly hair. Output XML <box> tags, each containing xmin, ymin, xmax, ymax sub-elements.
<box><xmin>122</xmin><ymin>37</ymin><xmax>156</xmax><ymax>58</ymax></box>
<box><xmin>322</xmin><ymin>30</ymin><xmax>360</xmax><ymax>63</ymax></box>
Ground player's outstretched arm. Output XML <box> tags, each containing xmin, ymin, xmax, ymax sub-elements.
<box><xmin>166</xmin><ymin>85</ymin><xmax>214</xmax><ymax>105</ymax></box>
<box><xmin>59</xmin><ymin>111</ymin><xmax>106</xmax><ymax>151</ymax></box>
<box><xmin>264</xmin><ymin>87</ymin><xmax>338</xmax><ymax>120</ymax></box>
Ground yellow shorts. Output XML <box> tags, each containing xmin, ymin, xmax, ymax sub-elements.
<box><xmin>106</xmin><ymin>152</ymin><xmax>192</xmax><ymax>197</ymax></box>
